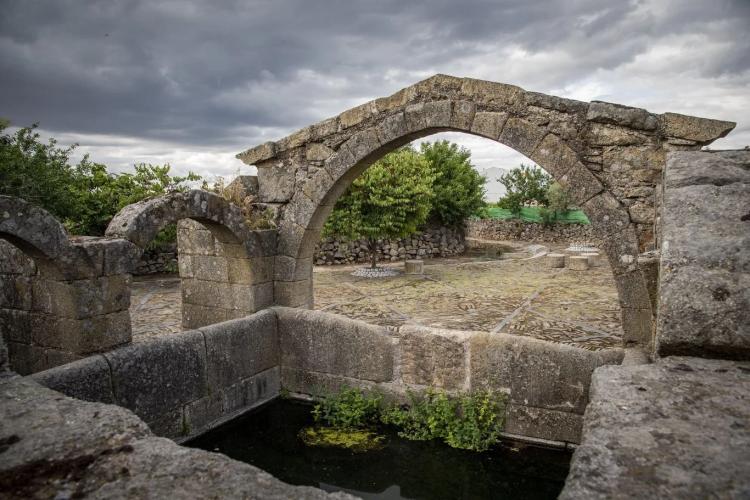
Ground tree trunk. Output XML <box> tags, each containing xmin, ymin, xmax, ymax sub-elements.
<box><xmin>369</xmin><ymin>239</ymin><xmax>377</xmax><ymax>269</ymax></box>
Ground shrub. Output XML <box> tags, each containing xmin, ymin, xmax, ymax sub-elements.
<box><xmin>497</xmin><ymin>164</ymin><xmax>552</xmax><ymax>216</ymax></box>
<box><xmin>546</xmin><ymin>181</ymin><xmax>572</xmax><ymax>216</ymax></box>
<box><xmin>311</xmin><ymin>387</ymin><xmax>383</xmax><ymax>429</ymax></box>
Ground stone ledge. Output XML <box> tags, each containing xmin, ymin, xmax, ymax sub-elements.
<box><xmin>560</xmin><ymin>356</ymin><xmax>750</xmax><ymax>499</ymax></box>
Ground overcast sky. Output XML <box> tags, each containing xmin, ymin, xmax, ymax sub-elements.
<box><xmin>1</xmin><ymin>0</ymin><xmax>748</xmax><ymax>190</ymax></box>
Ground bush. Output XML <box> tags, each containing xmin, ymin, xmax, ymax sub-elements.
<box><xmin>311</xmin><ymin>387</ymin><xmax>383</xmax><ymax>429</ymax></box>
<box><xmin>0</xmin><ymin>122</ymin><xmax>201</xmax><ymax>236</ymax></box>
<box><xmin>546</xmin><ymin>181</ymin><xmax>572</xmax><ymax>216</ymax></box>
<box><xmin>381</xmin><ymin>389</ymin><xmax>507</xmax><ymax>452</ymax></box>
<box><xmin>421</xmin><ymin>140</ymin><xmax>486</xmax><ymax>226</ymax></box>
<box><xmin>497</xmin><ymin>164</ymin><xmax>552</xmax><ymax>216</ymax></box>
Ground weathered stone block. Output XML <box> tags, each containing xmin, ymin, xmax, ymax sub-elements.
<box><xmin>469</xmin><ymin>111</ymin><xmax>508</xmax><ymax>140</ymax></box>
<box><xmin>276</xmin><ymin>307</ymin><xmax>394</xmax><ymax>382</ymax></box>
<box><xmin>397</xmin><ymin>326</ymin><xmax>469</xmax><ymax>390</ymax></box>
<box><xmin>404</xmin><ymin>259</ymin><xmax>424</xmax><ymax>274</ymax></box>
<box><xmin>374</xmin><ymin>112</ymin><xmax>408</xmax><ymax>145</ymax></box>
<box><xmin>561</xmin><ymin>357</ymin><xmax>750</xmax><ymax>499</ymax></box>
<box><xmin>557</xmin><ymin>164</ymin><xmax>604</xmax><ymax>205</ymax></box>
<box><xmin>305</xmin><ymin>142</ymin><xmax>334</xmax><ymax>163</ymax></box>
<box><xmin>190</xmin><ymin>254</ymin><xmax>229</xmax><ymax>282</ymax></box>
<box><xmin>236</xmin><ymin>141</ymin><xmax>276</xmax><ymax>166</ymax></box>
<box><xmin>201</xmin><ymin>310</ymin><xmax>278</xmax><ymax>389</ymax></box>
<box><xmin>256</xmin><ymin>160</ymin><xmax>297</xmax><ymax>203</ymax></box>
<box><xmin>546</xmin><ymin>253</ymin><xmax>566</xmax><ymax>268</ymax></box>
<box><xmin>450</xmin><ymin>100</ymin><xmax>476</xmax><ymax>130</ymax></box>
<box><xmin>587</xmin><ymin>101</ymin><xmax>658</xmax><ymax>130</ymax></box>
<box><xmin>339</xmin><ymin>128</ymin><xmax>381</xmax><ymax>164</ymax></box>
<box><xmin>0</xmin><ymin>307</ymin><xmax>31</xmax><ymax>342</ymax></box>
<box><xmin>499</xmin><ymin>118</ymin><xmax>546</xmax><ymax>157</ymax></box>
<box><xmin>182</xmin><ymin>302</ymin><xmax>231</xmax><ymax>329</ymax></box>
<box><xmin>274</xmin><ymin>279</ymin><xmax>313</xmax><ymax>308</ymax></box>
<box><xmin>339</xmin><ymin>100</ymin><xmax>378</xmax><ymax>129</ymax></box>
<box><xmin>621</xmin><ymin>307</ymin><xmax>653</xmax><ymax>345</ymax></box>
<box><xmin>274</xmin><ymin>255</ymin><xmax>313</xmax><ymax>282</ymax></box>
<box><xmin>661</xmin><ymin>112</ymin><xmax>735</xmax><ymax>143</ymax></box>
<box><xmin>583</xmin><ymin>192</ymin><xmax>631</xmax><ymax>237</ymax></box>
<box><xmin>568</xmin><ymin>255</ymin><xmax>589</xmax><ymax>271</ymax></box>
<box><xmin>404</xmin><ymin>100</ymin><xmax>452</xmax><ymax>132</ymax></box>
<box><xmin>470</xmin><ymin>333</ymin><xmax>620</xmax><ymax>414</ymax></box>
<box><xmin>32</xmin><ymin>354</ymin><xmax>114</xmax><ymax>403</ymax></box>
<box><xmin>0</xmin><ymin>275</ymin><xmax>32</xmax><ymax>310</ymax></box>
<box><xmin>504</xmin><ymin>403</ymin><xmax>583</xmax><ymax>444</ymax></box>
<box><xmin>459</xmin><ymin>78</ymin><xmax>524</xmax><ymax>109</ymax></box>
<box><xmin>104</xmin><ymin>330</ymin><xmax>208</xmax><ymax>424</ymax></box>
<box><xmin>181</xmin><ymin>278</ymin><xmax>230</xmax><ymax>308</ymax></box>
<box><xmin>586</xmin><ymin>123</ymin><xmax>650</xmax><ymax>146</ymax></box>
<box><xmin>220</xmin><ymin>366</ymin><xmax>280</xmax><ymax>416</ymax></box>
<box><xmin>528</xmin><ymin>133</ymin><xmax>581</xmax><ymax>179</ymax></box>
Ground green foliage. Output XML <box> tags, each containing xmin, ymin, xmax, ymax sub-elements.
<box><xmin>312</xmin><ymin>387</ymin><xmax>383</xmax><ymax>429</ymax></box>
<box><xmin>323</xmin><ymin>147</ymin><xmax>435</xmax><ymax>267</ymax></box>
<box><xmin>546</xmin><ymin>181</ymin><xmax>572</xmax><ymax>216</ymax></box>
<box><xmin>497</xmin><ymin>164</ymin><xmax>552</xmax><ymax>216</ymax></box>
<box><xmin>0</xmin><ymin>122</ymin><xmax>200</xmax><ymax>236</ymax></box>
<box><xmin>381</xmin><ymin>389</ymin><xmax>507</xmax><ymax>452</ymax></box>
<box><xmin>420</xmin><ymin>141</ymin><xmax>486</xmax><ymax>226</ymax></box>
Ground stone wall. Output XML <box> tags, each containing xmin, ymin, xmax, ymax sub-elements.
<box><xmin>276</xmin><ymin>307</ymin><xmax>623</xmax><ymax>445</ymax></box>
<box><xmin>133</xmin><ymin>245</ymin><xmax>178</xmax><ymax>275</ymax></box>
<box><xmin>465</xmin><ymin>219</ymin><xmax>596</xmax><ymax>244</ymax></box>
<box><xmin>314</xmin><ymin>225</ymin><xmax>464</xmax><ymax>265</ymax></box>
<box><xmin>33</xmin><ymin>309</ymin><xmax>280</xmax><ymax>442</ymax></box>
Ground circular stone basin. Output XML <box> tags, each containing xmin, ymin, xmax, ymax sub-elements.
<box><xmin>351</xmin><ymin>267</ymin><xmax>401</xmax><ymax>278</ymax></box>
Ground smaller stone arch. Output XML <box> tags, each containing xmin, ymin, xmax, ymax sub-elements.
<box><xmin>0</xmin><ymin>196</ymin><xmax>136</xmax><ymax>374</ymax></box>
<box><xmin>106</xmin><ymin>190</ymin><xmax>277</xmax><ymax>329</ymax></box>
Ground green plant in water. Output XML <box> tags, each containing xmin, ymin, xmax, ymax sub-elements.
<box><xmin>381</xmin><ymin>389</ymin><xmax>507</xmax><ymax>452</ymax></box>
<box><xmin>298</xmin><ymin>426</ymin><xmax>385</xmax><ymax>453</ymax></box>
<box><xmin>311</xmin><ymin>387</ymin><xmax>382</xmax><ymax>429</ymax></box>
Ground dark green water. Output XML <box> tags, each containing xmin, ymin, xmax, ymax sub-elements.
<box><xmin>187</xmin><ymin>400</ymin><xmax>571</xmax><ymax>500</ymax></box>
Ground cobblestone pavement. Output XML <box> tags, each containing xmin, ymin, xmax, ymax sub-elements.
<box><xmin>130</xmin><ymin>244</ymin><xmax>623</xmax><ymax>350</ymax></box>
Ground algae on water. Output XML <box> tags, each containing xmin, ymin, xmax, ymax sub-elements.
<box><xmin>299</xmin><ymin>426</ymin><xmax>386</xmax><ymax>453</ymax></box>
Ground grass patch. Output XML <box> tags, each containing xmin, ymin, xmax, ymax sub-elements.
<box><xmin>482</xmin><ymin>206</ymin><xmax>590</xmax><ymax>224</ymax></box>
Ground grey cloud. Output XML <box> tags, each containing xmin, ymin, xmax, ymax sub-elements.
<box><xmin>0</xmin><ymin>0</ymin><xmax>748</xmax><ymax>151</ymax></box>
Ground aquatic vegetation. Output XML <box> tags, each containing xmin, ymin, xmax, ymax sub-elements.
<box><xmin>299</xmin><ymin>426</ymin><xmax>386</xmax><ymax>453</ymax></box>
<box><xmin>382</xmin><ymin>389</ymin><xmax>508</xmax><ymax>452</ymax></box>
<box><xmin>311</xmin><ymin>387</ymin><xmax>382</xmax><ymax>428</ymax></box>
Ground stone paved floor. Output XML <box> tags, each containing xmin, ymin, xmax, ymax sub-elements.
<box><xmin>130</xmin><ymin>243</ymin><xmax>623</xmax><ymax>350</ymax></box>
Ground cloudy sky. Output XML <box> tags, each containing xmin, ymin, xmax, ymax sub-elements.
<box><xmin>1</xmin><ymin>0</ymin><xmax>748</xmax><ymax>195</ymax></box>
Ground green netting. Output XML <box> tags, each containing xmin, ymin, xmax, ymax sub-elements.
<box><xmin>483</xmin><ymin>206</ymin><xmax>590</xmax><ymax>224</ymax></box>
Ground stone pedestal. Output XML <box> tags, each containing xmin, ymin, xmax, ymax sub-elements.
<box><xmin>546</xmin><ymin>253</ymin><xmax>566</xmax><ymax>269</ymax></box>
<box><xmin>405</xmin><ymin>259</ymin><xmax>424</xmax><ymax>274</ymax></box>
<box><xmin>569</xmin><ymin>256</ymin><xmax>589</xmax><ymax>271</ymax></box>
<box><xmin>582</xmin><ymin>252</ymin><xmax>600</xmax><ymax>267</ymax></box>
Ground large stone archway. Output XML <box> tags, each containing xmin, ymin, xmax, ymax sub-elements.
<box><xmin>237</xmin><ymin>74</ymin><xmax>734</xmax><ymax>347</ymax></box>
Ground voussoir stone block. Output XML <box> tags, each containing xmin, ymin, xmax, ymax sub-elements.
<box><xmin>275</xmin><ymin>307</ymin><xmax>394</xmax><ymax>382</ymax></box>
<box><xmin>587</xmin><ymin>101</ymin><xmax>658</xmax><ymax>131</ymax></box>
<box><xmin>499</xmin><ymin>118</ymin><xmax>546</xmax><ymax>157</ymax></box>
<box><xmin>404</xmin><ymin>100</ymin><xmax>452</xmax><ymax>132</ymax></box>
<box><xmin>470</xmin><ymin>111</ymin><xmax>508</xmax><ymax>140</ymax></box>
<box><xmin>104</xmin><ymin>330</ymin><xmax>208</xmax><ymax>425</ymax></box>
<box><xmin>661</xmin><ymin>112</ymin><xmax>735</xmax><ymax>143</ymax></box>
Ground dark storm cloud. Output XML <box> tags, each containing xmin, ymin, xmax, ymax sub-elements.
<box><xmin>1</xmin><ymin>0</ymin><xmax>748</xmax><ymax>148</ymax></box>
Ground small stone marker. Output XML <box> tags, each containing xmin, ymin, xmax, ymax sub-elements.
<box><xmin>405</xmin><ymin>259</ymin><xmax>424</xmax><ymax>274</ymax></box>
<box><xmin>582</xmin><ymin>252</ymin><xmax>600</xmax><ymax>267</ymax></box>
<box><xmin>569</xmin><ymin>255</ymin><xmax>589</xmax><ymax>270</ymax></box>
<box><xmin>546</xmin><ymin>253</ymin><xmax>566</xmax><ymax>268</ymax></box>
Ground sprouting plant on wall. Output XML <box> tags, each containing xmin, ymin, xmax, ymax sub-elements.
<box><xmin>381</xmin><ymin>389</ymin><xmax>507</xmax><ymax>452</ymax></box>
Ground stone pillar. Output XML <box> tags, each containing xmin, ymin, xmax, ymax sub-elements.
<box><xmin>177</xmin><ymin>219</ymin><xmax>275</xmax><ymax>329</ymax></box>
<box><xmin>405</xmin><ymin>259</ymin><xmax>424</xmax><ymax>274</ymax></box>
<box><xmin>569</xmin><ymin>256</ymin><xmax>590</xmax><ymax>271</ymax></box>
<box><xmin>1</xmin><ymin>237</ymin><xmax>136</xmax><ymax>375</ymax></box>
<box><xmin>546</xmin><ymin>253</ymin><xmax>566</xmax><ymax>268</ymax></box>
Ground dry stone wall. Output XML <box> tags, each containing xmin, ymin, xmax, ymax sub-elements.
<box><xmin>465</xmin><ymin>219</ymin><xmax>595</xmax><ymax>244</ymax></box>
<box><xmin>314</xmin><ymin>225</ymin><xmax>464</xmax><ymax>265</ymax></box>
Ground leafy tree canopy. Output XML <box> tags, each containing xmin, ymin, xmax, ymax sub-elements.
<box><xmin>420</xmin><ymin>140</ymin><xmax>486</xmax><ymax>226</ymax></box>
<box><xmin>497</xmin><ymin>164</ymin><xmax>552</xmax><ymax>215</ymax></box>
<box><xmin>0</xmin><ymin>122</ymin><xmax>200</xmax><ymax>236</ymax></box>
<box><xmin>323</xmin><ymin>146</ymin><xmax>436</xmax><ymax>267</ymax></box>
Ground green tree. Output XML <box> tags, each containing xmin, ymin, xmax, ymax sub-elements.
<box><xmin>420</xmin><ymin>140</ymin><xmax>486</xmax><ymax>226</ymax></box>
<box><xmin>546</xmin><ymin>181</ymin><xmax>572</xmax><ymax>216</ymax></box>
<box><xmin>497</xmin><ymin>164</ymin><xmax>552</xmax><ymax>216</ymax></box>
<box><xmin>323</xmin><ymin>147</ymin><xmax>435</xmax><ymax>268</ymax></box>
<box><xmin>0</xmin><ymin>122</ymin><xmax>200</xmax><ymax>236</ymax></box>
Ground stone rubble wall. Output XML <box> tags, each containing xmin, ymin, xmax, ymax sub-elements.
<box><xmin>465</xmin><ymin>219</ymin><xmax>596</xmax><ymax>244</ymax></box>
<box><xmin>133</xmin><ymin>245</ymin><xmax>178</xmax><ymax>275</ymax></box>
<box><xmin>275</xmin><ymin>307</ymin><xmax>623</xmax><ymax>445</ymax></box>
<box><xmin>314</xmin><ymin>225</ymin><xmax>465</xmax><ymax>265</ymax></box>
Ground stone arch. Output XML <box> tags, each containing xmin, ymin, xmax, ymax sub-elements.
<box><xmin>106</xmin><ymin>189</ymin><xmax>276</xmax><ymax>329</ymax></box>
<box><xmin>238</xmin><ymin>74</ymin><xmax>735</xmax><ymax>348</ymax></box>
<box><xmin>0</xmin><ymin>196</ymin><xmax>137</xmax><ymax>374</ymax></box>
